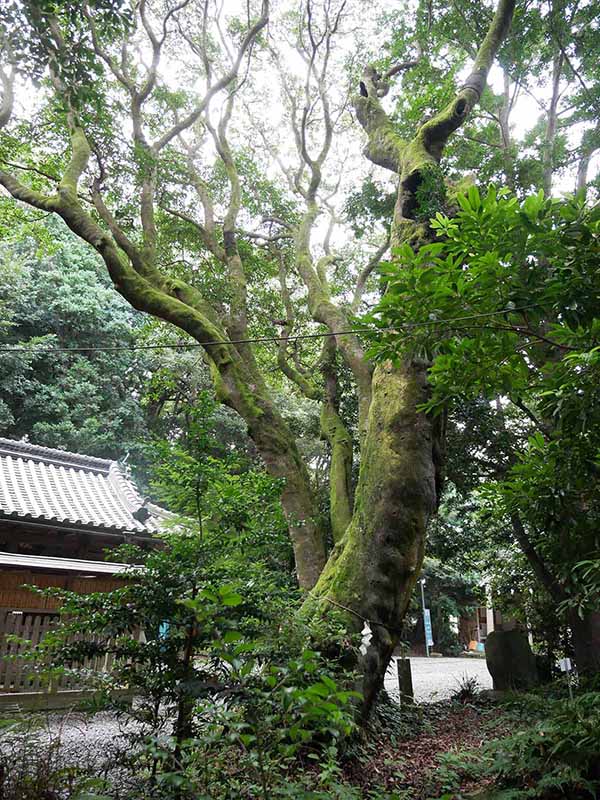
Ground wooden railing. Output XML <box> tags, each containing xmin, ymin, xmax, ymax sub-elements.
<box><xmin>0</xmin><ymin>607</ymin><xmax>120</xmax><ymax>694</ymax></box>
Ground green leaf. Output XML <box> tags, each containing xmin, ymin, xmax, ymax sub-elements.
<box><xmin>221</xmin><ymin>592</ymin><xmax>243</xmax><ymax>607</ymax></box>
<box><xmin>222</xmin><ymin>630</ymin><xmax>243</xmax><ymax>643</ymax></box>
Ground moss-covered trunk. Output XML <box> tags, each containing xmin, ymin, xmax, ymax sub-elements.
<box><xmin>319</xmin><ymin>339</ymin><xmax>354</xmax><ymax>543</ymax></box>
<box><xmin>249</xmin><ymin>409</ymin><xmax>328</xmax><ymax>590</ymax></box>
<box><xmin>320</xmin><ymin>401</ymin><xmax>353</xmax><ymax>543</ymax></box>
<box><xmin>205</xmin><ymin>349</ymin><xmax>329</xmax><ymax>591</ymax></box>
<box><xmin>304</xmin><ymin>0</ymin><xmax>515</xmax><ymax>714</ymax></box>
<box><xmin>307</xmin><ymin>360</ymin><xmax>439</xmax><ymax>712</ymax></box>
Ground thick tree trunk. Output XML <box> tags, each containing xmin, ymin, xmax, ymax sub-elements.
<box><xmin>210</xmin><ymin>357</ymin><xmax>327</xmax><ymax>590</ymax></box>
<box><xmin>512</xmin><ymin>519</ymin><xmax>600</xmax><ymax>677</ymax></box>
<box><xmin>304</xmin><ymin>0</ymin><xmax>514</xmax><ymax>715</ymax></box>
<box><xmin>306</xmin><ymin>360</ymin><xmax>438</xmax><ymax>713</ymax></box>
<box><xmin>570</xmin><ymin>610</ymin><xmax>600</xmax><ymax>677</ymax></box>
<box><xmin>256</xmin><ymin>427</ymin><xmax>327</xmax><ymax>590</ymax></box>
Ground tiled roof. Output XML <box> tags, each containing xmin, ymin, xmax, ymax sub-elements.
<box><xmin>0</xmin><ymin>437</ymin><xmax>167</xmax><ymax>536</ymax></box>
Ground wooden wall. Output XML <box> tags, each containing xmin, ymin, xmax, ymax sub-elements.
<box><xmin>0</xmin><ymin>570</ymin><xmax>125</xmax><ymax>610</ymax></box>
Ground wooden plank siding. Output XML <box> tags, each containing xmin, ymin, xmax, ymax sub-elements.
<box><xmin>0</xmin><ymin>569</ymin><xmax>124</xmax><ymax>610</ymax></box>
<box><xmin>0</xmin><ymin>609</ymin><xmax>59</xmax><ymax>692</ymax></box>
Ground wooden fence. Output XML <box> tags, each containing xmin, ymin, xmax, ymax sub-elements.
<box><xmin>0</xmin><ymin>607</ymin><xmax>120</xmax><ymax>694</ymax></box>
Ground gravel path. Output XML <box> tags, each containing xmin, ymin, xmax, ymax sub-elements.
<box><xmin>3</xmin><ymin>708</ymin><xmax>138</xmax><ymax>751</ymax></box>
<box><xmin>384</xmin><ymin>656</ymin><xmax>493</xmax><ymax>702</ymax></box>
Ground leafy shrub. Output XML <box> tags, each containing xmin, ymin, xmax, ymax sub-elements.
<box><xmin>434</xmin><ymin>691</ymin><xmax>600</xmax><ymax>799</ymax></box>
<box><xmin>10</xmin><ymin>527</ymin><xmax>365</xmax><ymax>799</ymax></box>
<box><xmin>141</xmin><ymin>647</ymin><xmax>361</xmax><ymax>799</ymax></box>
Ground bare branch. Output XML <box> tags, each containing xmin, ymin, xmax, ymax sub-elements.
<box><xmin>383</xmin><ymin>49</ymin><xmax>422</xmax><ymax>82</ymax></box>
<box><xmin>0</xmin><ymin>159</ymin><xmax>60</xmax><ymax>183</ymax></box>
<box><xmin>351</xmin><ymin>236</ymin><xmax>390</xmax><ymax>312</ymax></box>
<box><xmin>82</xmin><ymin>2</ymin><xmax>135</xmax><ymax>91</ymax></box>
<box><xmin>152</xmin><ymin>0</ymin><xmax>269</xmax><ymax>152</ymax></box>
<box><xmin>91</xmin><ymin>182</ymin><xmax>147</xmax><ymax>274</ymax></box>
<box><xmin>511</xmin><ymin>514</ymin><xmax>564</xmax><ymax>602</ymax></box>
<box><xmin>277</xmin><ymin>253</ymin><xmax>321</xmax><ymax>400</ymax></box>
<box><xmin>242</xmin><ymin>230</ymin><xmax>293</xmax><ymax>243</ymax></box>
<box><xmin>162</xmin><ymin>204</ymin><xmax>224</xmax><ymax>261</ymax></box>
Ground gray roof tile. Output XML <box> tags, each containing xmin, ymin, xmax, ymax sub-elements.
<box><xmin>0</xmin><ymin>437</ymin><xmax>166</xmax><ymax>535</ymax></box>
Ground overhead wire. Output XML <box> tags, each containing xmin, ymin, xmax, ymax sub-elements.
<box><xmin>0</xmin><ymin>305</ymin><xmax>539</xmax><ymax>356</ymax></box>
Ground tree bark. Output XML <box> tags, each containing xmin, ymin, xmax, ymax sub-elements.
<box><xmin>575</xmin><ymin>126</ymin><xmax>599</xmax><ymax>197</ymax></box>
<box><xmin>237</xmin><ymin>394</ymin><xmax>328</xmax><ymax>590</ymax></box>
<box><xmin>320</xmin><ymin>400</ymin><xmax>353</xmax><ymax>544</ymax></box>
<box><xmin>320</xmin><ymin>339</ymin><xmax>353</xmax><ymax>543</ymax></box>
<box><xmin>306</xmin><ymin>360</ymin><xmax>438</xmax><ymax>713</ymax></box>
<box><xmin>542</xmin><ymin>50</ymin><xmax>563</xmax><ymax>196</ymax></box>
<box><xmin>499</xmin><ymin>70</ymin><xmax>515</xmax><ymax>190</ymax></box>
<box><xmin>276</xmin><ymin>272</ymin><xmax>354</xmax><ymax>550</ymax></box>
<box><xmin>569</xmin><ymin>610</ymin><xmax>600</xmax><ymax>677</ymax></box>
<box><xmin>510</xmin><ymin>515</ymin><xmax>564</xmax><ymax>602</ymax></box>
<box><xmin>303</xmin><ymin>0</ymin><xmax>515</xmax><ymax>714</ymax></box>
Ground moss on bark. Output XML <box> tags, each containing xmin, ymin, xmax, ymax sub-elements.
<box><xmin>310</xmin><ymin>0</ymin><xmax>516</xmax><ymax>716</ymax></box>
<box><xmin>307</xmin><ymin>361</ymin><xmax>437</xmax><ymax>712</ymax></box>
<box><xmin>320</xmin><ymin>402</ymin><xmax>353</xmax><ymax>543</ymax></box>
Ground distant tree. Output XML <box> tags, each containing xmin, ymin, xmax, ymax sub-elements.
<box><xmin>0</xmin><ymin>222</ymin><xmax>150</xmax><ymax>459</ymax></box>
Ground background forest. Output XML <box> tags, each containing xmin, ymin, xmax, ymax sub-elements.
<box><xmin>0</xmin><ymin>0</ymin><xmax>599</xmax><ymax>797</ymax></box>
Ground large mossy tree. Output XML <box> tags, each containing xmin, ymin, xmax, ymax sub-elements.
<box><xmin>0</xmin><ymin>0</ymin><xmax>515</xmax><ymax>706</ymax></box>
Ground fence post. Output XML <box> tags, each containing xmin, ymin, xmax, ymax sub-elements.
<box><xmin>397</xmin><ymin>656</ymin><xmax>414</xmax><ymax>705</ymax></box>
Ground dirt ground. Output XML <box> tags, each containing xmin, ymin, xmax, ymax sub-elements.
<box><xmin>344</xmin><ymin>698</ymin><xmax>514</xmax><ymax>798</ymax></box>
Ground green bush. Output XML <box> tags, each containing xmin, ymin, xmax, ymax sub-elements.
<box><xmin>434</xmin><ymin>691</ymin><xmax>600</xmax><ymax>799</ymax></box>
<box><xmin>11</xmin><ymin>528</ymin><xmax>366</xmax><ymax>799</ymax></box>
<box><xmin>142</xmin><ymin>647</ymin><xmax>361</xmax><ymax>799</ymax></box>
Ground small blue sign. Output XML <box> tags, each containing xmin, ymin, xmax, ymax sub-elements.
<box><xmin>423</xmin><ymin>608</ymin><xmax>434</xmax><ymax>647</ymax></box>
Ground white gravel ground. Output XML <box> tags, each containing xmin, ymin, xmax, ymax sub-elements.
<box><xmin>0</xmin><ymin>710</ymin><xmax>143</xmax><ymax>795</ymax></box>
<box><xmin>384</xmin><ymin>655</ymin><xmax>493</xmax><ymax>702</ymax></box>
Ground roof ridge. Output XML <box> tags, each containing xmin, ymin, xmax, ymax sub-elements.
<box><xmin>0</xmin><ymin>437</ymin><xmax>113</xmax><ymax>473</ymax></box>
<box><xmin>106</xmin><ymin>461</ymin><xmax>144</xmax><ymax>513</ymax></box>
